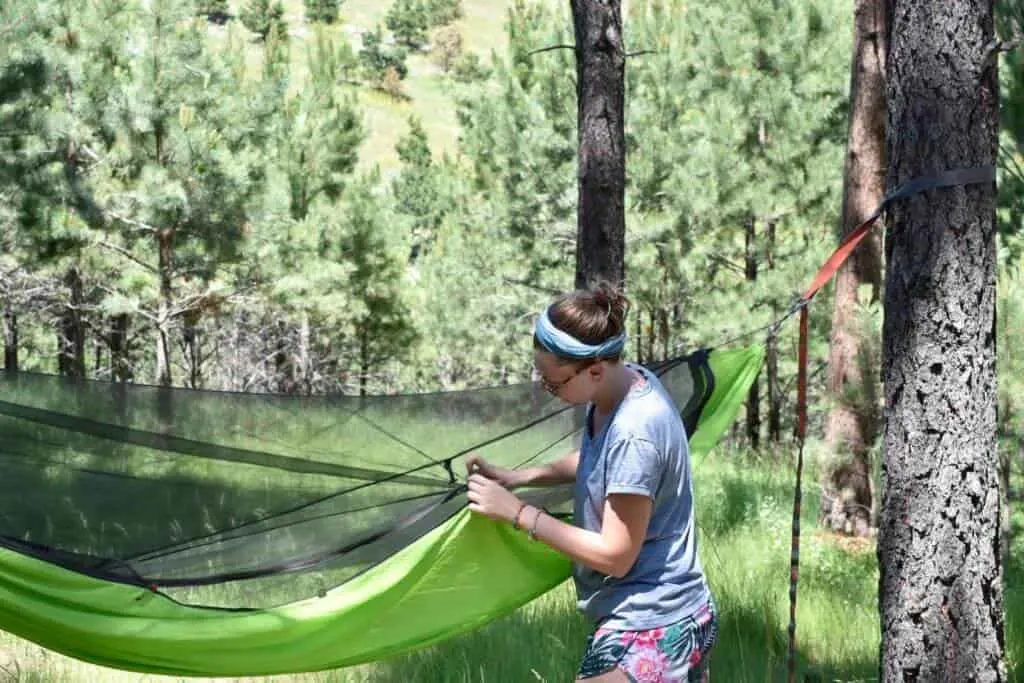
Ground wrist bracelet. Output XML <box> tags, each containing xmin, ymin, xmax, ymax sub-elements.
<box><xmin>512</xmin><ymin>502</ymin><xmax>528</xmax><ymax>530</ymax></box>
<box><xmin>528</xmin><ymin>507</ymin><xmax>543</xmax><ymax>541</ymax></box>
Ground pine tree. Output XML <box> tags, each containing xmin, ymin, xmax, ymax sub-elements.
<box><xmin>424</xmin><ymin>0</ymin><xmax>462</xmax><ymax>26</ymax></box>
<box><xmin>385</xmin><ymin>0</ymin><xmax>429</xmax><ymax>48</ymax></box>
<box><xmin>304</xmin><ymin>0</ymin><xmax>340</xmax><ymax>25</ymax></box>
<box><xmin>279</xmin><ymin>30</ymin><xmax>363</xmax><ymax>221</ymax></box>
<box><xmin>196</xmin><ymin>0</ymin><xmax>230</xmax><ymax>24</ymax></box>
<box><xmin>455</xmin><ymin>0</ymin><xmax>576</xmax><ymax>289</ymax></box>
<box><xmin>358</xmin><ymin>25</ymin><xmax>408</xmax><ymax>84</ymax></box>
<box><xmin>393</xmin><ymin>116</ymin><xmax>451</xmax><ymax>261</ymax></box>
<box><xmin>241</xmin><ymin>0</ymin><xmax>287</xmax><ymax>42</ymax></box>
<box><xmin>48</xmin><ymin>0</ymin><xmax>263</xmax><ymax>387</ymax></box>
<box><xmin>0</xmin><ymin>0</ymin><xmax>57</xmax><ymax>374</ymax></box>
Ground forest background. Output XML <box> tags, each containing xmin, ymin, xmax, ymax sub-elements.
<box><xmin>2</xmin><ymin>0</ymin><xmax>1024</xmax><ymax>679</ymax></box>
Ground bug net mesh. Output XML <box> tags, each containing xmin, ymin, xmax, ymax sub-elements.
<box><xmin>0</xmin><ymin>352</ymin><xmax>715</xmax><ymax>610</ymax></box>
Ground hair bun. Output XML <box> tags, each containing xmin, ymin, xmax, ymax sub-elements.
<box><xmin>588</xmin><ymin>281</ymin><xmax>629</xmax><ymax>329</ymax></box>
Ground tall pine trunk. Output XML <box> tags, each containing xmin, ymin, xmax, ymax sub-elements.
<box><xmin>571</xmin><ymin>0</ymin><xmax>626</xmax><ymax>290</ymax></box>
<box><xmin>58</xmin><ymin>265</ymin><xmax>86</xmax><ymax>379</ymax></box>
<box><xmin>3</xmin><ymin>304</ymin><xmax>17</xmax><ymax>373</ymax></box>
<box><xmin>744</xmin><ymin>216</ymin><xmax>760</xmax><ymax>450</ymax></box>
<box><xmin>109</xmin><ymin>314</ymin><xmax>131</xmax><ymax>382</ymax></box>
<box><xmin>879</xmin><ymin>0</ymin><xmax>1004</xmax><ymax>678</ymax></box>
<box><xmin>766</xmin><ymin>221</ymin><xmax>781</xmax><ymax>444</ymax></box>
<box><xmin>182</xmin><ymin>311</ymin><xmax>201</xmax><ymax>389</ymax></box>
<box><xmin>156</xmin><ymin>230</ymin><xmax>174</xmax><ymax>387</ymax></box>
<box><xmin>821</xmin><ymin>0</ymin><xmax>887</xmax><ymax>537</ymax></box>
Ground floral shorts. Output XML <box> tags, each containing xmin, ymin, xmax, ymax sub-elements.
<box><xmin>577</xmin><ymin>603</ymin><xmax>718</xmax><ymax>682</ymax></box>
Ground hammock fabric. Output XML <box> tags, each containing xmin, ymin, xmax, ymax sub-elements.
<box><xmin>0</xmin><ymin>345</ymin><xmax>763</xmax><ymax>676</ymax></box>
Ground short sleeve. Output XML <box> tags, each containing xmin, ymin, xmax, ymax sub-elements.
<box><xmin>603</xmin><ymin>437</ymin><xmax>662</xmax><ymax>500</ymax></box>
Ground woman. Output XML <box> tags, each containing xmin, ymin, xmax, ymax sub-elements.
<box><xmin>466</xmin><ymin>283</ymin><xmax>717</xmax><ymax>682</ymax></box>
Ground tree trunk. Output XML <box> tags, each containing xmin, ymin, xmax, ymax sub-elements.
<box><xmin>274</xmin><ymin>319</ymin><xmax>296</xmax><ymax>393</ymax></box>
<box><xmin>571</xmin><ymin>0</ymin><xmax>626</xmax><ymax>290</ymax></box>
<box><xmin>109</xmin><ymin>314</ymin><xmax>131</xmax><ymax>382</ymax></box>
<box><xmin>767</xmin><ymin>317</ymin><xmax>781</xmax><ymax>444</ymax></box>
<box><xmin>3</xmin><ymin>305</ymin><xmax>17</xmax><ymax>373</ymax></box>
<box><xmin>156</xmin><ymin>230</ymin><xmax>174</xmax><ymax>387</ymax></box>
<box><xmin>58</xmin><ymin>266</ymin><xmax>86</xmax><ymax>379</ymax></box>
<box><xmin>821</xmin><ymin>0</ymin><xmax>887</xmax><ymax>538</ymax></box>
<box><xmin>298</xmin><ymin>313</ymin><xmax>311</xmax><ymax>394</ymax></box>
<box><xmin>766</xmin><ymin>221</ymin><xmax>781</xmax><ymax>445</ymax></box>
<box><xmin>358</xmin><ymin>323</ymin><xmax>369</xmax><ymax>397</ymax></box>
<box><xmin>744</xmin><ymin>216</ymin><xmax>760</xmax><ymax>450</ymax></box>
<box><xmin>879</xmin><ymin>0</ymin><xmax>1004</xmax><ymax>678</ymax></box>
<box><xmin>182</xmin><ymin>311</ymin><xmax>201</xmax><ymax>389</ymax></box>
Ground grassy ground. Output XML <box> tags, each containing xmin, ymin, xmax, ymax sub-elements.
<box><xmin>2</xmin><ymin>452</ymin><xmax>1021</xmax><ymax>682</ymax></box>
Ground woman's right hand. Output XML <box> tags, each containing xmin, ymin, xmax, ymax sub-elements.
<box><xmin>465</xmin><ymin>455</ymin><xmax>521</xmax><ymax>489</ymax></box>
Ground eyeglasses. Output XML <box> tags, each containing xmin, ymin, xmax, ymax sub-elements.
<box><xmin>534</xmin><ymin>362</ymin><xmax>592</xmax><ymax>395</ymax></box>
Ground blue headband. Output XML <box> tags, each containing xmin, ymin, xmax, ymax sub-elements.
<box><xmin>534</xmin><ymin>307</ymin><xmax>627</xmax><ymax>359</ymax></box>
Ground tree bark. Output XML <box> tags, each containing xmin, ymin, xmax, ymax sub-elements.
<box><xmin>571</xmin><ymin>0</ymin><xmax>626</xmax><ymax>291</ymax></box>
<box><xmin>109</xmin><ymin>314</ymin><xmax>131</xmax><ymax>382</ymax></box>
<box><xmin>879</xmin><ymin>0</ymin><xmax>1004</xmax><ymax>679</ymax></box>
<box><xmin>58</xmin><ymin>266</ymin><xmax>86</xmax><ymax>379</ymax></box>
<box><xmin>3</xmin><ymin>305</ymin><xmax>17</xmax><ymax>373</ymax></box>
<box><xmin>766</xmin><ymin>221</ymin><xmax>781</xmax><ymax>445</ymax></box>
<box><xmin>156</xmin><ymin>230</ymin><xmax>174</xmax><ymax>387</ymax></box>
<box><xmin>821</xmin><ymin>0</ymin><xmax>888</xmax><ymax>538</ymax></box>
<box><xmin>182</xmin><ymin>311</ymin><xmax>201</xmax><ymax>389</ymax></box>
<box><xmin>744</xmin><ymin>216</ymin><xmax>760</xmax><ymax>450</ymax></box>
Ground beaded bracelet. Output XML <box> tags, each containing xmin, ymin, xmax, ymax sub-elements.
<box><xmin>512</xmin><ymin>502</ymin><xmax>528</xmax><ymax>530</ymax></box>
<box><xmin>528</xmin><ymin>507</ymin><xmax>543</xmax><ymax>541</ymax></box>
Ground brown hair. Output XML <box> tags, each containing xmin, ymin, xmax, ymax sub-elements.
<box><xmin>534</xmin><ymin>282</ymin><xmax>631</xmax><ymax>362</ymax></box>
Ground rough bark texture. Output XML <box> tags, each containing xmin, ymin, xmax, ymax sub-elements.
<box><xmin>58</xmin><ymin>266</ymin><xmax>86</xmax><ymax>379</ymax></box>
<box><xmin>156</xmin><ymin>230</ymin><xmax>174</xmax><ymax>387</ymax></box>
<box><xmin>109</xmin><ymin>314</ymin><xmax>131</xmax><ymax>383</ymax></box>
<box><xmin>571</xmin><ymin>0</ymin><xmax>626</xmax><ymax>290</ymax></box>
<box><xmin>3</xmin><ymin>306</ymin><xmax>17</xmax><ymax>373</ymax></box>
<box><xmin>821</xmin><ymin>0</ymin><xmax>888</xmax><ymax>537</ymax></box>
<box><xmin>879</xmin><ymin>0</ymin><xmax>1005</xmax><ymax>679</ymax></box>
<box><xmin>744</xmin><ymin>217</ymin><xmax>760</xmax><ymax>450</ymax></box>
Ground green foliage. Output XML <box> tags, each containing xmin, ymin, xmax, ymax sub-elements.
<box><xmin>454</xmin><ymin>0</ymin><xmax>576</xmax><ymax>287</ymax></box>
<box><xmin>321</xmin><ymin>171</ymin><xmax>417</xmax><ymax>390</ymax></box>
<box><xmin>385</xmin><ymin>0</ymin><xmax>430</xmax><ymax>48</ymax></box>
<box><xmin>998</xmin><ymin>0</ymin><xmax>1024</xmax><ymax>260</ymax></box>
<box><xmin>195</xmin><ymin>0</ymin><xmax>229</xmax><ymax>23</ymax></box>
<box><xmin>240</xmin><ymin>0</ymin><xmax>287</xmax><ymax>42</ymax></box>
<box><xmin>303</xmin><ymin>0</ymin><xmax>341</xmax><ymax>25</ymax></box>
<box><xmin>424</xmin><ymin>0</ymin><xmax>462</xmax><ymax>26</ymax></box>
<box><xmin>623</xmin><ymin>0</ymin><xmax>848</xmax><ymax>361</ymax></box>
<box><xmin>450</xmin><ymin>49</ymin><xmax>490</xmax><ymax>82</ymax></box>
<box><xmin>998</xmin><ymin>260</ymin><xmax>1024</xmax><ymax>454</ymax></box>
<box><xmin>393</xmin><ymin>117</ymin><xmax>452</xmax><ymax>262</ymax></box>
<box><xmin>277</xmin><ymin>30</ymin><xmax>363</xmax><ymax>220</ymax></box>
<box><xmin>358</xmin><ymin>25</ymin><xmax>409</xmax><ymax>83</ymax></box>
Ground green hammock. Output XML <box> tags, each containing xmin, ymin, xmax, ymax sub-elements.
<box><xmin>0</xmin><ymin>346</ymin><xmax>763</xmax><ymax>677</ymax></box>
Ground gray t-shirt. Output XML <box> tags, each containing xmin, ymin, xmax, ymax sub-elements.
<box><xmin>573</xmin><ymin>363</ymin><xmax>712</xmax><ymax>630</ymax></box>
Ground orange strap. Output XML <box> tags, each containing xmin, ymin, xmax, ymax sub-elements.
<box><xmin>799</xmin><ymin>165</ymin><xmax>995</xmax><ymax>303</ymax></box>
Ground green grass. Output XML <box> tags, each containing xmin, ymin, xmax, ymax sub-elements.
<box><xmin>3</xmin><ymin>453</ymin><xmax>1021</xmax><ymax>682</ymax></box>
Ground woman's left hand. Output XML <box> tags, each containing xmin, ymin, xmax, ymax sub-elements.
<box><xmin>467</xmin><ymin>473</ymin><xmax>523</xmax><ymax>523</ymax></box>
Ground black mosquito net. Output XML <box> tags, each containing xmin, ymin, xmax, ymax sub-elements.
<box><xmin>0</xmin><ymin>352</ymin><xmax>713</xmax><ymax>609</ymax></box>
